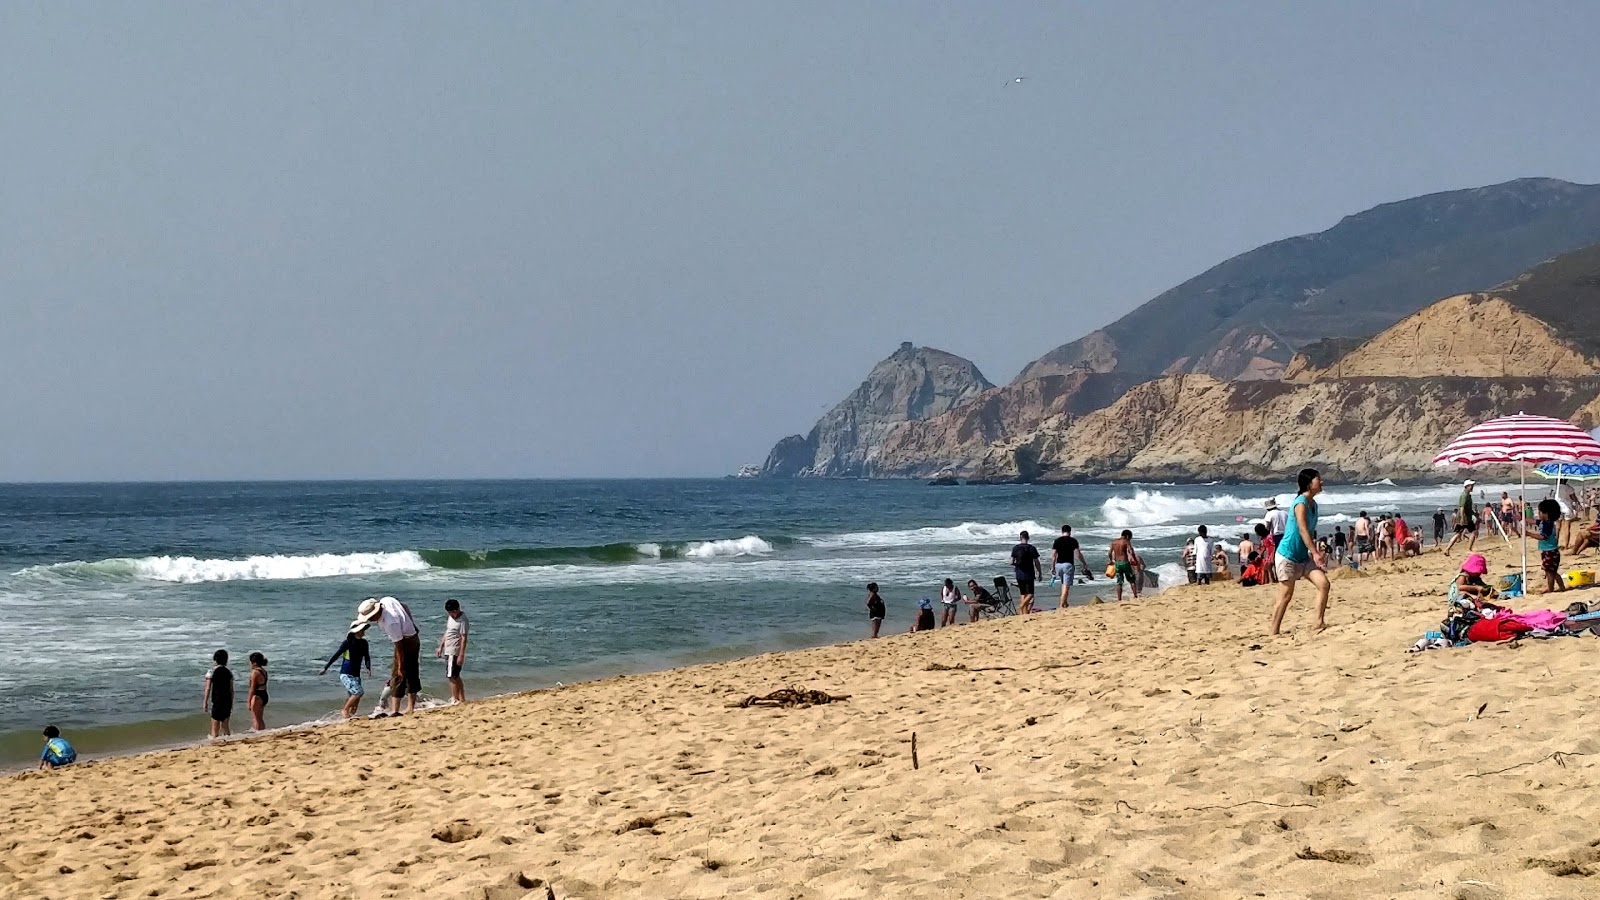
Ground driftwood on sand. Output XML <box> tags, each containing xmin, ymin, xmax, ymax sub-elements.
<box><xmin>732</xmin><ymin>687</ymin><xmax>850</xmax><ymax>709</ymax></box>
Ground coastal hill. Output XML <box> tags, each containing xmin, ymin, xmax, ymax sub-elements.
<box><xmin>871</xmin><ymin>246</ymin><xmax>1600</xmax><ymax>482</ymax></box>
<box><xmin>1016</xmin><ymin>177</ymin><xmax>1600</xmax><ymax>383</ymax></box>
<box><xmin>760</xmin><ymin>182</ymin><xmax>1600</xmax><ymax>481</ymax></box>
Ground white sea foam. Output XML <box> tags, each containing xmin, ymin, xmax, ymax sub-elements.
<box><xmin>683</xmin><ymin>535</ymin><xmax>774</xmax><ymax>558</ymax></box>
<box><xmin>15</xmin><ymin>551</ymin><xmax>430</xmax><ymax>584</ymax></box>
<box><xmin>1099</xmin><ymin>483</ymin><xmax>1474</xmax><ymax>529</ymax></box>
<box><xmin>805</xmin><ymin>520</ymin><xmax>1053</xmax><ymax>549</ymax></box>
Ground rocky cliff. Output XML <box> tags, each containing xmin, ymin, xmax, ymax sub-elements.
<box><xmin>759</xmin><ymin>185</ymin><xmax>1600</xmax><ymax>482</ymax></box>
<box><xmin>759</xmin><ymin>343</ymin><xmax>992</xmax><ymax>477</ymax></box>
<box><xmin>1016</xmin><ymin>177</ymin><xmax>1600</xmax><ymax>384</ymax></box>
<box><xmin>925</xmin><ymin>374</ymin><xmax>1600</xmax><ymax>483</ymax></box>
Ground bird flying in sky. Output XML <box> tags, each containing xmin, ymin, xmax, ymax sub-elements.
<box><xmin>1005</xmin><ymin>76</ymin><xmax>1026</xmax><ymax>86</ymax></box>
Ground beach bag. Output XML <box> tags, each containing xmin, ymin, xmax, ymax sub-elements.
<box><xmin>1441</xmin><ymin>608</ymin><xmax>1481</xmax><ymax>643</ymax></box>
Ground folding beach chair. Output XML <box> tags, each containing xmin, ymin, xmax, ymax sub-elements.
<box><xmin>976</xmin><ymin>576</ymin><xmax>1019</xmax><ymax>620</ymax></box>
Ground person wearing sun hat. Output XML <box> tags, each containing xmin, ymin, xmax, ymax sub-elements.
<box><xmin>1445</xmin><ymin>479</ymin><xmax>1480</xmax><ymax>556</ymax></box>
<box><xmin>353</xmin><ymin>596</ymin><xmax>421</xmax><ymax>716</ymax></box>
<box><xmin>1450</xmin><ymin>552</ymin><xmax>1498</xmax><ymax>611</ymax></box>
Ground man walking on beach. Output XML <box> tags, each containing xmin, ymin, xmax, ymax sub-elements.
<box><xmin>1010</xmin><ymin>530</ymin><xmax>1043</xmax><ymax>614</ymax></box>
<box><xmin>1444</xmin><ymin>479</ymin><xmax>1479</xmax><ymax>556</ymax></box>
<box><xmin>1051</xmin><ymin>524</ymin><xmax>1092</xmax><ymax>609</ymax></box>
<box><xmin>1432</xmin><ymin>509</ymin><xmax>1447</xmax><ymax>548</ymax></box>
<box><xmin>1109</xmin><ymin>530</ymin><xmax>1143</xmax><ymax>601</ymax></box>
<box><xmin>353</xmin><ymin>596</ymin><xmax>422</xmax><ymax>716</ymax></box>
<box><xmin>435</xmin><ymin>598</ymin><xmax>470</xmax><ymax>704</ymax></box>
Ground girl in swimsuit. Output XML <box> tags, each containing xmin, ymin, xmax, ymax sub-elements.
<box><xmin>247</xmin><ymin>652</ymin><xmax>270</xmax><ymax>731</ymax></box>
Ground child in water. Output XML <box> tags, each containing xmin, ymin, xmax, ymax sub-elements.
<box><xmin>246</xmin><ymin>652</ymin><xmax>270</xmax><ymax>731</ymax></box>
<box><xmin>202</xmin><ymin>649</ymin><xmax>234</xmax><ymax>738</ymax></box>
<box><xmin>321</xmin><ymin>624</ymin><xmax>373</xmax><ymax>719</ymax></box>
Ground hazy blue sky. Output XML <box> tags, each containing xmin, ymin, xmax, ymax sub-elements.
<box><xmin>4</xmin><ymin>3</ymin><xmax>1599</xmax><ymax>480</ymax></box>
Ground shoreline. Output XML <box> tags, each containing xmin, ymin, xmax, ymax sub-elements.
<box><xmin>7</xmin><ymin>541</ymin><xmax>1600</xmax><ymax>898</ymax></box>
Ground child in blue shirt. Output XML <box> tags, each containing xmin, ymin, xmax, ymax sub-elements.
<box><xmin>39</xmin><ymin>725</ymin><xmax>76</xmax><ymax>770</ymax></box>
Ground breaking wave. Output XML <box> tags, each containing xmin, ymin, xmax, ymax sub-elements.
<box><xmin>804</xmin><ymin>520</ymin><xmax>1053</xmax><ymax>549</ymax></box>
<box><xmin>17</xmin><ymin>551</ymin><xmax>431</xmax><ymax>584</ymax></box>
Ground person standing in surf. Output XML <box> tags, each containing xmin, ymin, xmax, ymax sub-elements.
<box><xmin>1010</xmin><ymin>530</ymin><xmax>1042</xmax><ymax>614</ymax></box>
<box><xmin>246</xmin><ymin>652</ymin><xmax>269</xmax><ymax>731</ymax></box>
<box><xmin>352</xmin><ymin>596</ymin><xmax>423</xmax><ymax>715</ymax></box>
<box><xmin>865</xmin><ymin>583</ymin><xmax>886</xmax><ymax>637</ymax></box>
<box><xmin>202</xmin><ymin>649</ymin><xmax>233</xmax><ymax>739</ymax></box>
<box><xmin>321</xmin><ymin>623</ymin><xmax>374</xmax><ymax>719</ymax></box>
<box><xmin>435</xmin><ymin>598</ymin><xmax>469</xmax><ymax>704</ymax></box>
<box><xmin>1268</xmin><ymin>468</ymin><xmax>1332</xmax><ymax>636</ymax></box>
<box><xmin>1050</xmin><ymin>524</ymin><xmax>1092</xmax><ymax>609</ymax></box>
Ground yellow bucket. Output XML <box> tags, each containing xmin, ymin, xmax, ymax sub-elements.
<box><xmin>1566</xmin><ymin>571</ymin><xmax>1586</xmax><ymax>588</ymax></box>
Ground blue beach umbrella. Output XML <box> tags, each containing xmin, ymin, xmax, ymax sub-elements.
<box><xmin>1534</xmin><ymin>461</ymin><xmax>1600</xmax><ymax>481</ymax></box>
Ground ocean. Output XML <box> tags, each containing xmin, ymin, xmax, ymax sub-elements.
<box><xmin>0</xmin><ymin>477</ymin><xmax>1480</xmax><ymax>767</ymax></box>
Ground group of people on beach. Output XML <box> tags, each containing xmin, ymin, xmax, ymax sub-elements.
<box><xmin>865</xmin><ymin>524</ymin><xmax>1153</xmax><ymax>636</ymax></box>
<box><xmin>866</xmin><ymin>468</ymin><xmax>1338</xmax><ymax>639</ymax></box>
<box><xmin>198</xmin><ymin>596</ymin><xmax>472</xmax><ymax>737</ymax></box>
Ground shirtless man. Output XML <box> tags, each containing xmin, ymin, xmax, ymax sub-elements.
<box><xmin>1353</xmin><ymin>511</ymin><xmax>1372</xmax><ymax>563</ymax></box>
<box><xmin>1108</xmin><ymin>529</ymin><xmax>1143</xmax><ymax>601</ymax></box>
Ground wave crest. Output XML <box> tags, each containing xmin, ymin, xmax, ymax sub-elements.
<box><xmin>17</xmin><ymin>551</ymin><xmax>430</xmax><ymax>584</ymax></box>
<box><xmin>805</xmin><ymin>520</ymin><xmax>1053</xmax><ymax>549</ymax></box>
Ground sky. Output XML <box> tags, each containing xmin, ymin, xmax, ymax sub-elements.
<box><xmin>3</xmin><ymin>2</ymin><xmax>1600</xmax><ymax>480</ymax></box>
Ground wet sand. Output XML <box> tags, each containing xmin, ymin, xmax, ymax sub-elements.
<box><xmin>3</xmin><ymin>541</ymin><xmax>1598</xmax><ymax>899</ymax></box>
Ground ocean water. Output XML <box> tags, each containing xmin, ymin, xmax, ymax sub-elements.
<box><xmin>0</xmin><ymin>477</ymin><xmax>1479</xmax><ymax>766</ymax></box>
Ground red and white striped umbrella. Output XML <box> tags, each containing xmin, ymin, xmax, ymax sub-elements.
<box><xmin>1433</xmin><ymin>412</ymin><xmax>1600</xmax><ymax>589</ymax></box>
<box><xmin>1433</xmin><ymin>413</ymin><xmax>1600</xmax><ymax>466</ymax></box>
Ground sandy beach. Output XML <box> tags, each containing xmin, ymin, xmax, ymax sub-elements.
<box><xmin>3</xmin><ymin>543</ymin><xmax>1598</xmax><ymax>900</ymax></box>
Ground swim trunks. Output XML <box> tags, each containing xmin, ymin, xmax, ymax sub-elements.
<box><xmin>1113</xmin><ymin>561</ymin><xmax>1134</xmax><ymax>584</ymax></box>
<box><xmin>1542</xmin><ymin>549</ymin><xmax>1562</xmax><ymax>575</ymax></box>
<box><xmin>445</xmin><ymin>656</ymin><xmax>464</xmax><ymax>679</ymax></box>
<box><xmin>1015</xmin><ymin>577</ymin><xmax>1036</xmax><ymax>595</ymax></box>
<box><xmin>339</xmin><ymin>673</ymin><xmax>364</xmax><ymax>697</ymax></box>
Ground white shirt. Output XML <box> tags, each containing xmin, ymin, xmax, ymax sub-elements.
<box><xmin>1264</xmin><ymin>508</ymin><xmax>1288</xmax><ymax>537</ymax></box>
<box><xmin>442</xmin><ymin>612</ymin><xmax>469</xmax><ymax>656</ymax></box>
<box><xmin>1193</xmin><ymin>537</ymin><xmax>1216</xmax><ymax>574</ymax></box>
<box><xmin>377</xmin><ymin>596</ymin><xmax>418</xmax><ymax>643</ymax></box>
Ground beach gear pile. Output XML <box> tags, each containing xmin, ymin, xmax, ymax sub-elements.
<box><xmin>1409</xmin><ymin>553</ymin><xmax>1600</xmax><ymax>651</ymax></box>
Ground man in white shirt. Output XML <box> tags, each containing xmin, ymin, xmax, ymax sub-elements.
<box><xmin>353</xmin><ymin>596</ymin><xmax>421</xmax><ymax>716</ymax></box>
<box><xmin>1193</xmin><ymin>525</ymin><xmax>1217</xmax><ymax>585</ymax></box>
<box><xmin>435</xmin><ymin>598</ymin><xmax>470</xmax><ymax>704</ymax></box>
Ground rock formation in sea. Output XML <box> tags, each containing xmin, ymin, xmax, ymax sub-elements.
<box><xmin>759</xmin><ymin>179</ymin><xmax>1600</xmax><ymax>482</ymax></box>
<box><xmin>759</xmin><ymin>342</ymin><xmax>993</xmax><ymax>477</ymax></box>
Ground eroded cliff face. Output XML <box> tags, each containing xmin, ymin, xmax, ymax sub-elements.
<box><xmin>1287</xmin><ymin>294</ymin><xmax>1600</xmax><ymax>380</ymax></box>
<box><xmin>759</xmin><ymin>343</ymin><xmax>992</xmax><ymax>477</ymax></box>
<box><xmin>927</xmin><ymin>374</ymin><xmax>1600</xmax><ymax>483</ymax></box>
<box><xmin>869</xmin><ymin>372</ymin><xmax>1135</xmax><ymax>479</ymax></box>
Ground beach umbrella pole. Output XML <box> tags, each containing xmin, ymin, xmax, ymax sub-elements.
<box><xmin>1521</xmin><ymin>461</ymin><xmax>1528</xmax><ymax>590</ymax></box>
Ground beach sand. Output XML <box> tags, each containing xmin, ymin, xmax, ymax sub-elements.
<box><xmin>4</xmin><ymin>543</ymin><xmax>1599</xmax><ymax>899</ymax></box>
